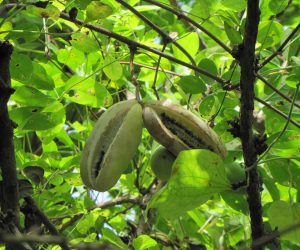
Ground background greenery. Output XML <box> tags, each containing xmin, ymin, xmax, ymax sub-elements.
<box><xmin>0</xmin><ymin>0</ymin><xmax>300</xmax><ymax>249</ymax></box>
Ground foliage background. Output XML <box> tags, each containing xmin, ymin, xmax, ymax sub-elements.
<box><xmin>0</xmin><ymin>0</ymin><xmax>300</xmax><ymax>249</ymax></box>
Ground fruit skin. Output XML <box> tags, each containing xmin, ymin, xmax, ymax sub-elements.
<box><xmin>142</xmin><ymin>100</ymin><xmax>227</xmax><ymax>159</ymax></box>
<box><xmin>150</xmin><ymin>146</ymin><xmax>176</xmax><ymax>181</ymax></box>
<box><xmin>143</xmin><ymin>107</ymin><xmax>188</xmax><ymax>156</ymax></box>
<box><xmin>80</xmin><ymin>100</ymin><xmax>143</xmax><ymax>191</ymax></box>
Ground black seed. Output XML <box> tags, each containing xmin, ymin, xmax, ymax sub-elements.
<box><xmin>95</xmin><ymin>151</ymin><xmax>105</xmax><ymax>177</ymax></box>
<box><xmin>161</xmin><ymin>112</ymin><xmax>214</xmax><ymax>151</ymax></box>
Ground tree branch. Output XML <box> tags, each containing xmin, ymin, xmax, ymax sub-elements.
<box><xmin>59</xmin><ymin>195</ymin><xmax>141</xmax><ymax>232</ymax></box>
<box><xmin>257</xmin><ymin>73</ymin><xmax>300</xmax><ymax>109</ymax></box>
<box><xmin>254</xmin><ymin>96</ymin><xmax>300</xmax><ymax>129</ymax></box>
<box><xmin>0</xmin><ymin>234</ymin><xmax>122</xmax><ymax>250</ymax></box>
<box><xmin>239</xmin><ymin>1</ymin><xmax>264</xmax><ymax>248</ymax></box>
<box><xmin>0</xmin><ymin>41</ymin><xmax>19</xmax><ymax>225</ymax></box>
<box><xmin>142</xmin><ymin>0</ymin><xmax>232</xmax><ymax>54</ymax></box>
<box><xmin>116</xmin><ymin>0</ymin><xmax>197</xmax><ymax>66</ymax></box>
<box><xmin>58</xmin><ymin>12</ymin><xmax>227</xmax><ymax>85</ymax></box>
<box><xmin>23</xmin><ymin>197</ymin><xmax>70</xmax><ymax>250</ymax></box>
<box><xmin>252</xmin><ymin>221</ymin><xmax>300</xmax><ymax>249</ymax></box>
<box><xmin>119</xmin><ymin>61</ymin><xmax>183</xmax><ymax>76</ymax></box>
<box><xmin>259</xmin><ymin>22</ymin><xmax>300</xmax><ymax>69</ymax></box>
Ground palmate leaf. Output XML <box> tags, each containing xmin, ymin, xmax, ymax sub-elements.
<box><xmin>147</xmin><ymin>149</ymin><xmax>231</xmax><ymax>219</ymax></box>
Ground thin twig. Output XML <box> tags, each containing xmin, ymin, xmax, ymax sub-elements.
<box><xmin>119</xmin><ymin>61</ymin><xmax>183</xmax><ymax>76</ymax></box>
<box><xmin>208</xmin><ymin>91</ymin><xmax>228</xmax><ymax>125</ymax></box>
<box><xmin>257</xmin><ymin>73</ymin><xmax>300</xmax><ymax>109</ymax></box>
<box><xmin>129</xmin><ymin>46</ymin><xmax>141</xmax><ymax>101</ymax></box>
<box><xmin>142</xmin><ymin>0</ymin><xmax>232</xmax><ymax>54</ymax></box>
<box><xmin>58</xmin><ymin>12</ymin><xmax>228</xmax><ymax>85</ymax></box>
<box><xmin>59</xmin><ymin>195</ymin><xmax>141</xmax><ymax>232</ymax></box>
<box><xmin>116</xmin><ymin>0</ymin><xmax>197</xmax><ymax>66</ymax></box>
<box><xmin>152</xmin><ymin>43</ymin><xmax>168</xmax><ymax>100</ymax></box>
<box><xmin>1</xmin><ymin>4</ymin><xmax>228</xmax><ymax>85</ymax></box>
<box><xmin>254</xmin><ymin>96</ymin><xmax>300</xmax><ymax>129</ymax></box>
<box><xmin>255</xmin><ymin>84</ymin><xmax>299</xmax><ymax>165</ymax></box>
<box><xmin>259</xmin><ymin>22</ymin><xmax>300</xmax><ymax>69</ymax></box>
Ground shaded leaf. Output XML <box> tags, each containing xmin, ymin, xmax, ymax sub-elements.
<box><xmin>23</xmin><ymin>166</ymin><xmax>45</xmax><ymax>185</ymax></box>
<box><xmin>178</xmin><ymin>75</ymin><xmax>207</xmax><ymax>94</ymax></box>
<box><xmin>268</xmin><ymin>201</ymin><xmax>300</xmax><ymax>245</ymax></box>
<box><xmin>12</xmin><ymin>86</ymin><xmax>55</xmax><ymax>107</ymax></box>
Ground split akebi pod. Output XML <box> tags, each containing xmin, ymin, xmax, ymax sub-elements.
<box><xmin>80</xmin><ymin>100</ymin><xmax>143</xmax><ymax>192</ymax></box>
<box><xmin>142</xmin><ymin>100</ymin><xmax>227</xmax><ymax>158</ymax></box>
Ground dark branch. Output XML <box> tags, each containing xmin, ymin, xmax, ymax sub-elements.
<box><xmin>239</xmin><ymin>1</ymin><xmax>264</xmax><ymax>248</ymax></box>
<box><xmin>58</xmin><ymin>12</ymin><xmax>227</xmax><ymax>85</ymax></box>
<box><xmin>23</xmin><ymin>197</ymin><xmax>71</xmax><ymax>250</ymax></box>
<box><xmin>0</xmin><ymin>41</ymin><xmax>20</xmax><ymax>226</ymax></box>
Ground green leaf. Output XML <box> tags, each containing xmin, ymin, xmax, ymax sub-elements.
<box><xmin>224</xmin><ymin>22</ymin><xmax>242</xmax><ymax>45</ymax></box>
<box><xmin>257</xmin><ymin>21</ymin><xmax>283</xmax><ymax>49</ymax></box>
<box><xmin>57</xmin><ymin>48</ymin><xmax>85</xmax><ymax>71</ymax></box>
<box><xmin>220</xmin><ymin>0</ymin><xmax>246</xmax><ymax>12</ymax></box>
<box><xmin>0</xmin><ymin>22</ymin><xmax>12</xmax><ymax>39</ymax></box>
<box><xmin>147</xmin><ymin>149</ymin><xmax>231</xmax><ymax>219</ymax></box>
<box><xmin>85</xmin><ymin>1</ymin><xmax>113</xmax><ymax>23</ymax></box>
<box><xmin>190</xmin><ymin>0</ymin><xmax>219</xmax><ymax>19</ymax></box>
<box><xmin>103</xmin><ymin>56</ymin><xmax>123</xmax><ymax>81</ymax></box>
<box><xmin>269</xmin><ymin>0</ymin><xmax>289</xmax><ymax>14</ymax></box>
<box><xmin>10</xmin><ymin>103</ymin><xmax>65</xmax><ymax>131</ymax></box>
<box><xmin>178</xmin><ymin>75</ymin><xmax>207</xmax><ymax>94</ymax></box>
<box><xmin>133</xmin><ymin>235</ymin><xmax>157</xmax><ymax>250</ymax></box>
<box><xmin>27</xmin><ymin>5</ymin><xmax>60</xmax><ymax>19</ymax></box>
<box><xmin>198</xmin><ymin>59</ymin><xmax>218</xmax><ymax>84</ymax></box>
<box><xmin>77</xmin><ymin>213</ymin><xmax>97</xmax><ymax>234</ymax></box>
<box><xmin>12</xmin><ymin>86</ymin><xmax>55</xmax><ymax>107</ymax></box>
<box><xmin>10</xmin><ymin>53</ymin><xmax>33</xmax><ymax>82</ymax></box>
<box><xmin>64</xmin><ymin>76</ymin><xmax>110</xmax><ymax>107</ymax></box>
<box><xmin>71</xmin><ymin>33</ymin><xmax>99</xmax><ymax>53</ymax></box>
<box><xmin>199</xmin><ymin>95</ymin><xmax>218</xmax><ymax>118</ymax></box>
<box><xmin>173</xmin><ymin>32</ymin><xmax>199</xmax><ymax>63</ymax></box>
<box><xmin>268</xmin><ymin>201</ymin><xmax>300</xmax><ymax>244</ymax></box>
<box><xmin>102</xmin><ymin>228</ymin><xmax>129</xmax><ymax>250</ymax></box>
<box><xmin>221</xmin><ymin>191</ymin><xmax>248</xmax><ymax>213</ymax></box>
<box><xmin>25</xmin><ymin>62</ymin><xmax>55</xmax><ymax>90</ymax></box>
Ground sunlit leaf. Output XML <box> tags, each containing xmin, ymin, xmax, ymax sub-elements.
<box><xmin>85</xmin><ymin>1</ymin><xmax>113</xmax><ymax>23</ymax></box>
<box><xmin>133</xmin><ymin>235</ymin><xmax>157</xmax><ymax>250</ymax></box>
<box><xmin>147</xmin><ymin>150</ymin><xmax>231</xmax><ymax>219</ymax></box>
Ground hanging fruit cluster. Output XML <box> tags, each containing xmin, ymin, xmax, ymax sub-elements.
<box><xmin>80</xmin><ymin>99</ymin><xmax>226</xmax><ymax>191</ymax></box>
